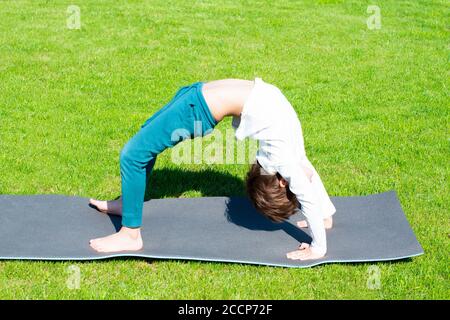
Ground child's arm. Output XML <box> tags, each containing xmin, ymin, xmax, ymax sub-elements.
<box><xmin>277</xmin><ymin>163</ymin><xmax>327</xmax><ymax>260</ymax></box>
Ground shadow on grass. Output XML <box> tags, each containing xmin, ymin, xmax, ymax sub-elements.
<box><xmin>144</xmin><ymin>167</ymin><xmax>245</xmax><ymax>200</ymax></box>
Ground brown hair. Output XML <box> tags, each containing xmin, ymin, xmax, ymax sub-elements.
<box><xmin>245</xmin><ymin>162</ymin><xmax>299</xmax><ymax>223</ymax></box>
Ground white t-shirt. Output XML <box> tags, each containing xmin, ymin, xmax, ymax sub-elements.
<box><xmin>233</xmin><ymin>77</ymin><xmax>334</xmax><ymax>256</ymax></box>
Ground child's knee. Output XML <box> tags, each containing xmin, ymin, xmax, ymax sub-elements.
<box><xmin>120</xmin><ymin>143</ymin><xmax>155</xmax><ymax>172</ymax></box>
<box><xmin>119</xmin><ymin>143</ymin><xmax>136</xmax><ymax>167</ymax></box>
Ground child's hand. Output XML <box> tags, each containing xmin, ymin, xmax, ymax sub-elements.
<box><xmin>286</xmin><ymin>243</ymin><xmax>325</xmax><ymax>261</ymax></box>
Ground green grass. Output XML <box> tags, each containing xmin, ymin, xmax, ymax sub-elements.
<box><xmin>0</xmin><ymin>0</ymin><xmax>448</xmax><ymax>299</ymax></box>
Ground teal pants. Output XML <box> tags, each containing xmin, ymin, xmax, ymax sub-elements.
<box><xmin>120</xmin><ymin>82</ymin><xmax>217</xmax><ymax>227</ymax></box>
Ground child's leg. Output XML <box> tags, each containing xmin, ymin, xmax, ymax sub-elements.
<box><xmin>119</xmin><ymin>131</ymin><xmax>167</xmax><ymax>227</ymax></box>
<box><xmin>88</xmin><ymin>148</ymin><xmax>157</xmax><ymax>216</ymax></box>
<box><xmin>90</xmin><ymin>82</ymin><xmax>217</xmax><ymax>252</ymax></box>
<box><xmin>119</xmin><ymin>83</ymin><xmax>216</xmax><ymax>227</ymax></box>
<box><xmin>89</xmin><ymin>122</ymin><xmax>170</xmax><ymax>253</ymax></box>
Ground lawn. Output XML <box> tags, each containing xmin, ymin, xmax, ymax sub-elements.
<box><xmin>0</xmin><ymin>0</ymin><xmax>448</xmax><ymax>299</ymax></box>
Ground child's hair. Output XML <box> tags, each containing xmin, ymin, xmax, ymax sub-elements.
<box><xmin>246</xmin><ymin>162</ymin><xmax>299</xmax><ymax>223</ymax></box>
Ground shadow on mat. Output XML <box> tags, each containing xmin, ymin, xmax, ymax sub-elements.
<box><xmin>224</xmin><ymin>197</ymin><xmax>312</xmax><ymax>244</ymax></box>
<box><xmin>96</xmin><ymin>167</ymin><xmax>245</xmax><ymax>232</ymax></box>
<box><xmin>103</xmin><ymin>167</ymin><xmax>311</xmax><ymax>243</ymax></box>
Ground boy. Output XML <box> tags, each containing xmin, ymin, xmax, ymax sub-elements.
<box><xmin>89</xmin><ymin>78</ymin><xmax>336</xmax><ymax>261</ymax></box>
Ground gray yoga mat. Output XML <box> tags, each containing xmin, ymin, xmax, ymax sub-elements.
<box><xmin>0</xmin><ymin>191</ymin><xmax>423</xmax><ymax>267</ymax></box>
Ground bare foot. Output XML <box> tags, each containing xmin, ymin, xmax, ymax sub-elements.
<box><xmin>297</xmin><ymin>217</ymin><xmax>333</xmax><ymax>229</ymax></box>
<box><xmin>89</xmin><ymin>197</ymin><xmax>122</xmax><ymax>216</ymax></box>
<box><xmin>90</xmin><ymin>227</ymin><xmax>143</xmax><ymax>253</ymax></box>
